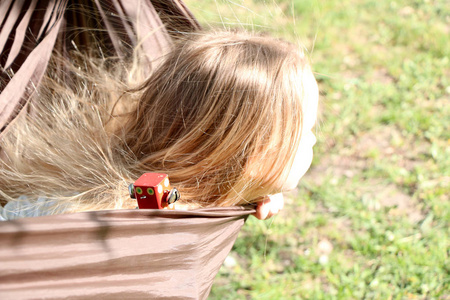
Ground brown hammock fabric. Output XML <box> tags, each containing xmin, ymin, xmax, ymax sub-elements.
<box><xmin>0</xmin><ymin>208</ymin><xmax>252</xmax><ymax>299</ymax></box>
<box><xmin>0</xmin><ymin>1</ymin><xmax>254</xmax><ymax>299</ymax></box>
<box><xmin>0</xmin><ymin>0</ymin><xmax>200</xmax><ymax>133</ymax></box>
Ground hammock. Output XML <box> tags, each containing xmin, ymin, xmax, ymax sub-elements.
<box><xmin>0</xmin><ymin>1</ymin><xmax>254</xmax><ymax>298</ymax></box>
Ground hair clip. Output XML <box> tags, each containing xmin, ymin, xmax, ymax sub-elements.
<box><xmin>129</xmin><ymin>173</ymin><xmax>180</xmax><ymax>209</ymax></box>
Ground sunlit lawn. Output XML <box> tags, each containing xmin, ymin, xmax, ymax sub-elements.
<box><xmin>185</xmin><ymin>0</ymin><xmax>449</xmax><ymax>298</ymax></box>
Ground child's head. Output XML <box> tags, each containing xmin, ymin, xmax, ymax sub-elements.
<box><xmin>121</xmin><ymin>31</ymin><xmax>319</xmax><ymax>207</ymax></box>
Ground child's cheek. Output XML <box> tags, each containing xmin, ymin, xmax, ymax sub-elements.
<box><xmin>283</xmin><ymin>140</ymin><xmax>314</xmax><ymax>190</ymax></box>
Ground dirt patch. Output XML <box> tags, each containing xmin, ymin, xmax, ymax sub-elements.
<box><xmin>309</xmin><ymin>126</ymin><xmax>429</xmax><ymax>183</ymax></box>
<box><xmin>304</xmin><ymin>125</ymin><xmax>427</xmax><ymax>223</ymax></box>
<box><xmin>352</xmin><ymin>126</ymin><xmax>429</xmax><ymax>160</ymax></box>
<box><xmin>368</xmin><ymin>68</ymin><xmax>395</xmax><ymax>84</ymax></box>
<box><xmin>361</xmin><ymin>181</ymin><xmax>425</xmax><ymax>223</ymax></box>
<box><xmin>305</xmin><ymin>154</ymin><xmax>368</xmax><ymax>185</ymax></box>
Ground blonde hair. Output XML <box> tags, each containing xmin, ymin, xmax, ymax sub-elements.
<box><xmin>0</xmin><ymin>31</ymin><xmax>315</xmax><ymax>212</ymax></box>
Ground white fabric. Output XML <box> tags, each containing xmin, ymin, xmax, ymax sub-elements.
<box><xmin>0</xmin><ymin>196</ymin><xmax>68</xmax><ymax>221</ymax></box>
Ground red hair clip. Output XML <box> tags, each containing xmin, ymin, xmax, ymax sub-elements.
<box><xmin>129</xmin><ymin>173</ymin><xmax>180</xmax><ymax>209</ymax></box>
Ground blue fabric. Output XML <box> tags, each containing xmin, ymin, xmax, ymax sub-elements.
<box><xmin>0</xmin><ymin>196</ymin><xmax>69</xmax><ymax>221</ymax></box>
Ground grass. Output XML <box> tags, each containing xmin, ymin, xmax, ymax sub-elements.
<box><xmin>184</xmin><ymin>0</ymin><xmax>449</xmax><ymax>298</ymax></box>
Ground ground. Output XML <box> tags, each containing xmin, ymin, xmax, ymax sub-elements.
<box><xmin>184</xmin><ymin>0</ymin><xmax>449</xmax><ymax>298</ymax></box>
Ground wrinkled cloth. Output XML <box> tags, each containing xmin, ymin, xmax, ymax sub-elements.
<box><xmin>0</xmin><ymin>207</ymin><xmax>253</xmax><ymax>299</ymax></box>
<box><xmin>0</xmin><ymin>0</ymin><xmax>200</xmax><ymax>134</ymax></box>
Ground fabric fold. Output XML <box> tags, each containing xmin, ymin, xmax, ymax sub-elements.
<box><xmin>0</xmin><ymin>207</ymin><xmax>254</xmax><ymax>299</ymax></box>
<box><xmin>0</xmin><ymin>0</ymin><xmax>199</xmax><ymax>134</ymax></box>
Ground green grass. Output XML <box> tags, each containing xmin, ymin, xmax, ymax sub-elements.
<box><xmin>184</xmin><ymin>0</ymin><xmax>449</xmax><ymax>298</ymax></box>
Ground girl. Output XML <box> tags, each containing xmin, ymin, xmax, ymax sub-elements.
<box><xmin>0</xmin><ymin>31</ymin><xmax>318</xmax><ymax>220</ymax></box>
